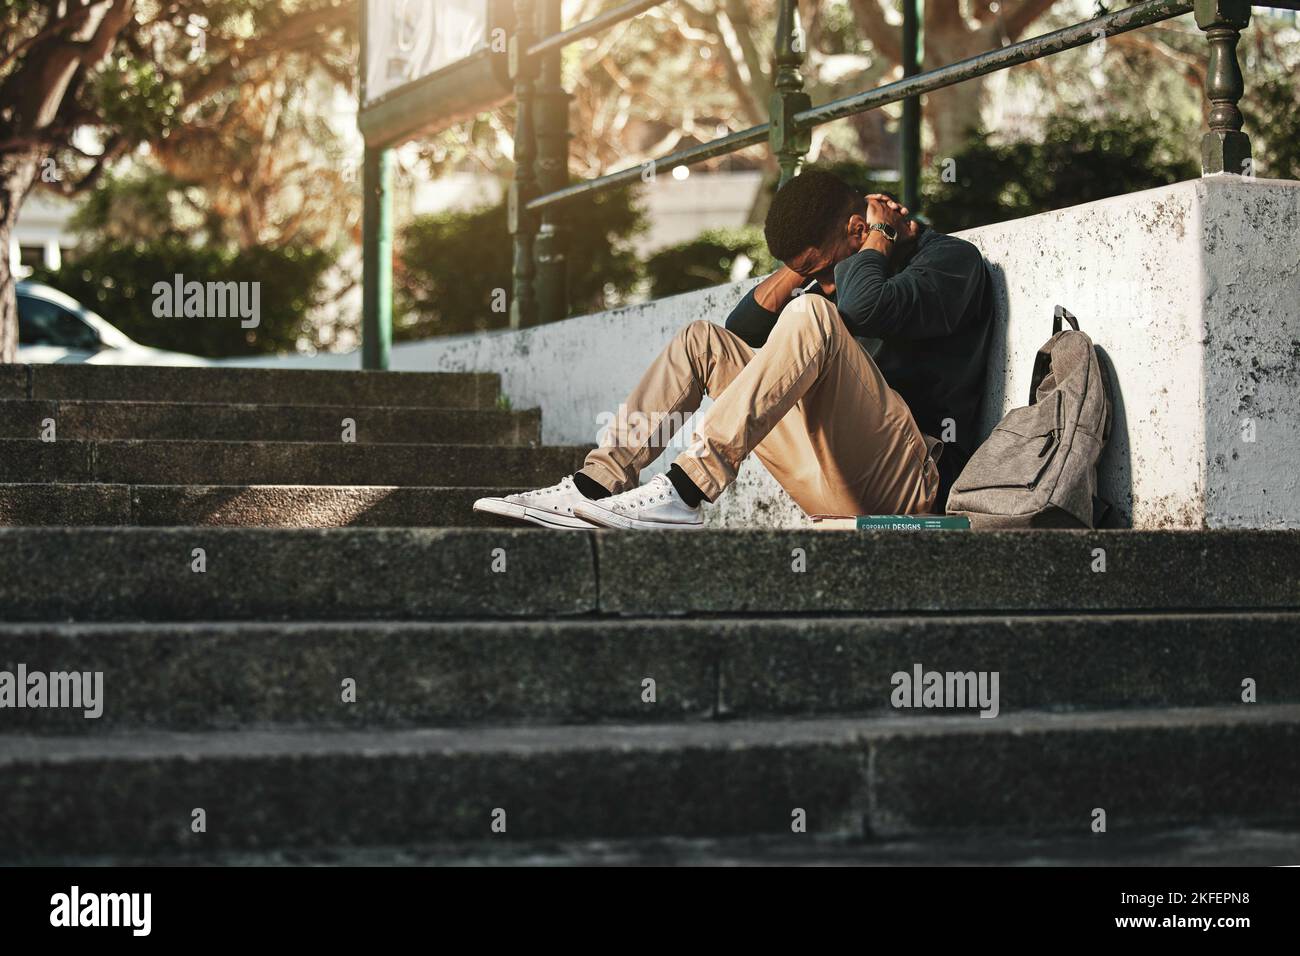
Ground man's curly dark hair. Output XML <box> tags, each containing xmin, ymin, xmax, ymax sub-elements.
<box><xmin>763</xmin><ymin>168</ymin><xmax>867</xmax><ymax>264</ymax></box>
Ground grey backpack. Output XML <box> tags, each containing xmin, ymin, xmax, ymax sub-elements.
<box><xmin>947</xmin><ymin>306</ymin><xmax>1113</xmax><ymax>528</ymax></box>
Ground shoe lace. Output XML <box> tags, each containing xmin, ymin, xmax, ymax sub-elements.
<box><xmin>617</xmin><ymin>474</ymin><xmax>673</xmax><ymax>511</ymax></box>
<box><xmin>518</xmin><ymin>476</ymin><xmax>572</xmax><ymax>501</ymax></box>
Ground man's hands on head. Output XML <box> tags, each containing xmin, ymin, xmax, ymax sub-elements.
<box><xmin>754</xmin><ymin>194</ymin><xmax>914</xmax><ymax>310</ymax></box>
<box><xmin>866</xmin><ymin>194</ymin><xmax>909</xmax><ymax>226</ymax></box>
<box><xmin>797</xmin><ymin>195</ymin><xmax>909</xmax><ymax>275</ymax></box>
<box><xmin>866</xmin><ymin>193</ymin><xmax>923</xmax><ymax>245</ymax></box>
<box><xmin>860</xmin><ymin>195</ymin><xmax>908</xmax><ymax>255</ymax></box>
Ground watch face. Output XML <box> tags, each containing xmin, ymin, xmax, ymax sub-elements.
<box><xmin>872</xmin><ymin>222</ymin><xmax>897</xmax><ymax>241</ymax></box>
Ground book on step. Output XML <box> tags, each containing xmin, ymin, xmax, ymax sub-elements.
<box><xmin>808</xmin><ymin>514</ymin><xmax>971</xmax><ymax>530</ymax></box>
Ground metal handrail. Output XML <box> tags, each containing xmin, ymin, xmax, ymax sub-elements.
<box><xmin>527</xmin><ymin>124</ymin><xmax>771</xmax><ymax>212</ymax></box>
<box><xmin>528</xmin><ymin>0</ymin><xmax>1194</xmax><ymax>213</ymax></box>
<box><xmin>527</xmin><ymin>0</ymin><xmax>669</xmax><ymax>58</ymax></box>
<box><xmin>796</xmin><ymin>0</ymin><xmax>1195</xmax><ymax>127</ymax></box>
<box><xmin>360</xmin><ymin>0</ymin><xmax>1271</xmax><ymax>364</ymax></box>
<box><xmin>500</xmin><ymin>0</ymin><xmax>1260</xmax><ymax>331</ymax></box>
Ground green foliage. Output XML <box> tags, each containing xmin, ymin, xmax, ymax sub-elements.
<box><xmin>69</xmin><ymin>170</ymin><xmax>197</xmax><ymax>243</ymax></box>
<box><xmin>396</xmin><ymin>187</ymin><xmax>644</xmax><ymax>339</ymax></box>
<box><xmin>922</xmin><ymin>116</ymin><xmax>1199</xmax><ymax>233</ymax></box>
<box><xmin>645</xmin><ymin>227</ymin><xmax>776</xmax><ymax>298</ymax></box>
<box><xmin>813</xmin><ymin>160</ymin><xmax>905</xmax><ymax>199</ymax></box>
<box><xmin>94</xmin><ymin>56</ymin><xmax>183</xmax><ymax>143</ymax></box>
<box><xmin>1244</xmin><ymin>73</ymin><xmax>1300</xmax><ymax>181</ymax></box>
<box><xmin>29</xmin><ymin>241</ymin><xmax>335</xmax><ymax>357</ymax></box>
<box><xmin>715</xmin><ymin>118</ymin><xmax>1200</xmax><ymax>270</ymax></box>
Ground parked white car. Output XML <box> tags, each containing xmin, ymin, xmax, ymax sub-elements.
<box><xmin>15</xmin><ymin>281</ymin><xmax>207</xmax><ymax>365</ymax></box>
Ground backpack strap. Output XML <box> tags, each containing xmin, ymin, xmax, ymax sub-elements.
<box><xmin>1094</xmin><ymin>347</ymin><xmax>1115</xmax><ymax>443</ymax></box>
<box><xmin>1054</xmin><ymin>305</ymin><xmax>1080</xmax><ymax>334</ymax></box>
<box><xmin>1030</xmin><ymin>306</ymin><xmax>1083</xmax><ymax>404</ymax></box>
<box><xmin>1093</xmin><ymin>495</ymin><xmax>1116</xmax><ymax>528</ymax></box>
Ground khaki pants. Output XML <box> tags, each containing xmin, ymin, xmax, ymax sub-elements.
<box><xmin>580</xmin><ymin>293</ymin><xmax>941</xmax><ymax>517</ymax></box>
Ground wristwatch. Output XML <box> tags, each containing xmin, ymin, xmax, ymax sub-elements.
<box><xmin>868</xmin><ymin>222</ymin><xmax>897</xmax><ymax>242</ymax></box>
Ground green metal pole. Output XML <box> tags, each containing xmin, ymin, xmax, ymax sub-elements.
<box><xmin>509</xmin><ymin>0</ymin><xmax>539</xmax><ymax>329</ymax></box>
<box><xmin>901</xmin><ymin>0</ymin><xmax>922</xmax><ymax>210</ymax></box>
<box><xmin>769</xmin><ymin>0</ymin><xmax>811</xmax><ymax>186</ymax></box>
<box><xmin>533</xmin><ymin>0</ymin><xmax>570</xmax><ymax>325</ymax></box>
<box><xmin>361</xmin><ymin>145</ymin><xmax>393</xmax><ymax>371</ymax></box>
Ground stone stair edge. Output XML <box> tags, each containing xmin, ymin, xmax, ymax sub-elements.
<box><xmin>0</xmin><ymin>481</ymin><xmax>534</xmax><ymax>491</ymax></box>
<box><xmin>0</xmin><ymin>438</ymin><xmax>577</xmax><ymax>450</ymax></box>
<box><xmin>0</xmin><ymin>397</ymin><xmax>543</xmax><ymax>414</ymax></box>
<box><xmin>3</xmin><ymin>607</ymin><xmax>1298</xmax><ymax>631</ymax></box>
<box><xmin>2</xmin><ymin>608</ymin><xmax>1296</xmax><ymax>733</ymax></box>
<box><xmin>0</xmin><ymin>525</ymin><xmax>1297</xmax><ymax>537</ymax></box>
<box><xmin>2</xmin><ymin>706</ymin><xmax>1295</xmax><ymax>857</ymax></box>
<box><xmin>0</xmin><ymin>363</ymin><xmax>499</xmax><ymax>381</ymax></box>
<box><xmin>3</xmin><ymin>704</ymin><xmax>1298</xmax><ymax>761</ymax></box>
<box><xmin>0</xmin><ymin>364</ymin><xmax>507</xmax><ymax>410</ymax></box>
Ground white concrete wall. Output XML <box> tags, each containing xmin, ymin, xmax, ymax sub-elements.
<box><xmin>957</xmin><ymin>176</ymin><xmax>1300</xmax><ymax>528</ymax></box>
<box><xmin>1199</xmin><ymin>178</ymin><xmax>1300</xmax><ymax>527</ymax></box>
<box><xmin>291</xmin><ymin>177</ymin><xmax>1300</xmax><ymax>529</ymax></box>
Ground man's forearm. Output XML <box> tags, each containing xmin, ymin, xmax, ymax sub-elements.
<box><xmin>860</xmin><ymin>231</ymin><xmax>892</xmax><ymax>257</ymax></box>
<box><xmin>752</xmin><ymin>266</ymin><xmax>808</xmax><ymax>312</ymax></box>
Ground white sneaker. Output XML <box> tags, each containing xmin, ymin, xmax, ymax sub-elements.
<box><xmin>473</xmin><ymin>476</ymin><xmax>599</xmax><ymax>530</ymax></box>
<box><xmin>573</xmin><ymin>472</ymin><xmax>704</xmax><ymax>531</ymax></box>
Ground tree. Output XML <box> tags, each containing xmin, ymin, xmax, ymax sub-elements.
<box><xmin>923</xmin><ymin>115</ymin><xmax>1198</xmax><ymax>232</ymax></box>
<box><xmin>0</xmin><ymin>0</ymin><xmax>356</xmax><ymax>362</ymax></box>
<box><xmin>1243</xmin><ymin>73</ymin><xmax>1300</xmax><ymax>181</ymax></box>
<box><xmin>417</xmin><ymin>1</ymin><xmax>1079</xmax><ymax>230</ymax></box>
<box><xmin>30</xmin><ymin>239</ymin><xmax>336</xmax><ymax>356</ymax></box>
<box><xmin>848</xmin><ymin>0</ymin><xmax>1065</xmax><ymax>156</ymax></box>
<box><xmin>645</xmin><ymin>226</ymin><xmax>776</xmax><ymax>298</ymax></box>
<box><xmin>397</xmin><ymin>186</ymin><xmax>644</xmax><ymax>338</ymax></box>
<box><xmin>417</xmin><ymin>1</ymin><xmax>899</xmax><ymax>218</ymax></box>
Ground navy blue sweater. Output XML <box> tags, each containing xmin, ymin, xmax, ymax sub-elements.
<box><xmin>723</xmin><ymin>226</ymin><xmax>995</xmax><ymax>503</ymax></box>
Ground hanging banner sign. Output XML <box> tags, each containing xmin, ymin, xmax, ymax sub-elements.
<box><xmin>363</xmin><ymin>0</ymin><xmax>491</xmax><ymax>106</ymax></box>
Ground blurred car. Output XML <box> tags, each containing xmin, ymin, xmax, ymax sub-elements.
<box><xmin>15</xmin><ymin>281</ymin><xmax>207</xmax><ymax>365</ymax></box>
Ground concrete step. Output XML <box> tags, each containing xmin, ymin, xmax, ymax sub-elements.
<box><xmin>0</xmin><ymin>439</ymin><xmax>587</xmax><ymax>486</ymax></box>
<box><xmin>0</xmin><ymin>528</ymin><xmax>595</xmax><ymax>621</ymax></box>
<box><xmin>0</xmin><ymin>363</ymin><xmax>501</xmax><ymax>408</ymax></box>
<box><xmin>0</xmin><ymin>399</ymin><xmax>542</xmax><ymax>445</ymax></box>
<box><xmin>53</xmin><ymin>826</ymin><xmax>1300</xmax><ymax>866</ymax></box>
<box><xmin>1</xmin><ymin>705</ymin><xmax>1296</xmax><ymax>859</ymax></box>
<box><xmin>1</xmin><ymin>528</ymin><xmax>1297</xmax><ymax>622</ymax></box>
<box><xmin>0</xmin><ymin>613</ymin><xmax>1294</xmax><ymax>733</ymax></box>
<box><xmin>0</xmin><ymin>484</ymin><xmax>529</xmax><ymax>527</ymax></box>
<box><xmin>595</xmin><ymin>529</ymin><xmax>1300</xmax><ymax>615</ymax></box>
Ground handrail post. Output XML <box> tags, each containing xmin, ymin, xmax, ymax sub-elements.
<box><xmin>509</xmin><ymin>0</ymin><xmax>539</xmax><ymax>328</ymax></box>
<box><xmin>361</xmin><ymin>145</ymin><xmax>393</xmax><ymax>370</ymax></box>
<box><xmin>1195</xmin><ymin>0</ymin><xmax>1252</xmax><ymax>175</ymax></box>
<box><xmin>900</xmin><ymin>0</ymin><xmax>923</xmax><ymax>210</ymax></box>
<box><xmin>769</xmin><ymin>0</ymin><xmax>811</xmax><ymax>186</ymax></box>
<box><xmin>533</xmin><ymin>0</ymin><xmax>570</xmax><ymax>325</ymax></box>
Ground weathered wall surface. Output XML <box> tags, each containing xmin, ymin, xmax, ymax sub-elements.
<box><xmin>957</xmin><ymin>181</ymin><xmax>1211</xmax><ymax>527</ymax></box>
<box><xmin>382</xmin><ymin>177</ymin><xmax>1300</xmax><ymax>529</ymax></box>
<box><xmin>1198</xmin><ymin>178</ymin><xmax>1300</xmax><ymax>528</ymax></box>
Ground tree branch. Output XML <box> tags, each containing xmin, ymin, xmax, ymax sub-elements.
<box><xmin>181</xmin><ymin>3</ymin><xmax>353</xmax><ymax>106</ymax></box>
<box><xmin>848</xmin><ymin>0</ymin><xmax>902</xmax><ymax>65</ymax></box>
<box><xmin>1003</xmin><ymin>0</ymin><xmax>1062</xmax><ymax>39</ymax></box>
<box><xmin>712</xmin><ymin>9</ymin><xmax>766</xmax><ymax>125</ymax></box>
<box><xmin>0</xmin><ymin>0</ymin><xmax>114</xmax><ymax>74</ymax></box>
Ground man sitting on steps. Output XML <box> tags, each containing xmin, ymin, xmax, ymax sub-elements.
<box><xmin>474</xmin><ymin>167</ymin><xmax>995</xmax><ymax>530</ymax></box>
